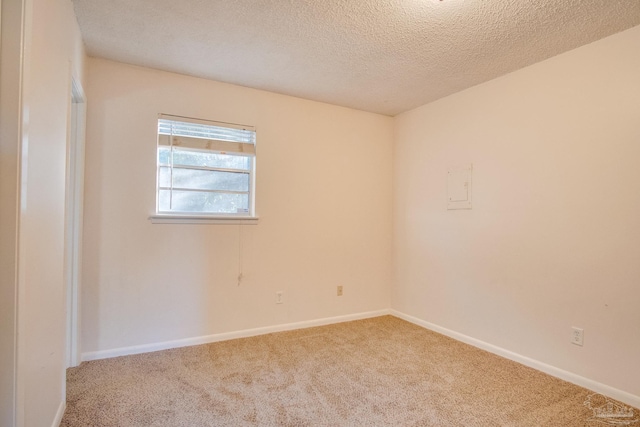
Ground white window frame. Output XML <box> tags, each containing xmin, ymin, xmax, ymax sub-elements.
<box><xmin>149</xmin><ymin>114</ymin><xmax>258</xmax><ymax>224</ymax></box>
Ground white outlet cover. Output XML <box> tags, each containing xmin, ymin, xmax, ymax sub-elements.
<box><xmin>571</xmin><ymin>327</ymin><xmax>584</xmax><ymax>346</ymax></box>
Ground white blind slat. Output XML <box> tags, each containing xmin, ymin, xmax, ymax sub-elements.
<box><xmin>158</xmin><ymin>117</ymin><xmax>255</xmax><ymax>144</ymax></box>
<box><xmin>158</xmin><ymin>134</ymin><xmax>256</xmax><ymax>156</ymax></box>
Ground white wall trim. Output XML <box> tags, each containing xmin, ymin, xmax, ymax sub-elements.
<box><xmin>82</xmin><ymin>309</ymin><xmax>390</xmax><ymax>362</ymax></box>
<box><xmin>64</xmin><ymin>74</ymin><xmax>86</xmax><ymax>369</ymax></box>
<box><xmin>52</xmin><ymin>401</ymin><xmax>65</xmax><ymax>427</ymax></box>
<box><xmin>390</xmin><ymin>310</ymin><xmax>640</xmax><ymax>409</ymax></box>
<box><xmin>79</xmin><ymin>308</ymin><xmax>639</xmax><ymax>409</ymax></box>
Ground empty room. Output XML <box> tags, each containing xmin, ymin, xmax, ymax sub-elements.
<box><xmin>1</xmin><ymin>0</ymin><xmax>639</xmax><ymax>426</ymax></box>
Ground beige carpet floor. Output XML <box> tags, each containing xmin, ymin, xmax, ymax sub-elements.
<box><xmin>61</xmin><ymin>316</ymin><xmax>638</xmax><ymax>426</ymax></box>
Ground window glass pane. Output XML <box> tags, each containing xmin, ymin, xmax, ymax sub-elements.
<box><xmin>158</xmin><ymin>147</ymin><xmax>250</xmax><ymax>170</ymax></box>
<box><xmin>158</xmin><ymin>147</ymin><xmax>171</xmax><ymax>166</ymax></box>
<box><xmin>158</xmin><ymin>166</ymin><xmax>171</xmax><ymax>187</ymax></box>
<box><xmin>159</xmin><ymin>190</ymin><xmax>249</xmax><ymax>214</ymax></box>
<box><xmin>172</xmin><ymin>149</ymin><xmax>250</xmax><ymax>170</ymax></box>
<box><xmin>169</xmin><ymin>168</ymin><xmax>249</xmax><ymax>192</ymax></box>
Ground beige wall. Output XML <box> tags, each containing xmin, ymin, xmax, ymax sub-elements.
<box><xmin>82</xmin><ymin>58</ymin><xmax>393</xmax><ymax>355</ymax></box>
<box><xmin>1</xmin><ymin>0</ymin><xmax>87</xmax><ymax>425</ymax></box>
<box><xmin>393</xmin><ymin>25</ymin><xmax>640</xmax><ymax>397</ymax></box>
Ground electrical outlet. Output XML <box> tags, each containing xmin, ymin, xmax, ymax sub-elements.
<box><xmin>276</xmin><ymin>291</ymin><xmax>283</xmax><ymax>304</ymax></box>
<box><xmin>571</xmin><ymin>327</ymin><xmax>584</xmax><ymax>346</ymax></box>
<box><xmin>337</xmin><ymin>285</ymin><xmax>343</xmax><ymax>296</ymax></box>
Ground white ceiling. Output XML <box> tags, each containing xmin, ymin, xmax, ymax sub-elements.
<box><xmin>72</xmin><ymin>0</ymin><xmax>640</xmax><ymax>116</ymax></box>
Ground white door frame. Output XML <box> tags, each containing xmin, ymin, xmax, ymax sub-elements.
<box><xmin>0</xmin><ymin>0</ymin><xmax>27</xmax><ymax>424</ymax></box>
<box><xmin>64</xmin><ymin>76</ymin><xmax>86</xmax><ymax>368</ymax></box>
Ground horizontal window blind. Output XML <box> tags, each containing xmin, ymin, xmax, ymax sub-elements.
<box><xmin>156</xmin><ymin>114</ymin><xmax>256</xmax><ymax>216</ymax></box>
<box><xmin>157</xmin><ymin>134</ymin><xmax>255</xmax><ymax>156</ymax></box>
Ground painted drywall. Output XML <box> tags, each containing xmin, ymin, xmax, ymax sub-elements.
<box><xmin>393</xmin><ymin>25</ymin><xmax>640</xmax><ymax>398</ymax></box>
<box><xmin>82</xmin><ymin>58</ymin><xmax>393</xmax><ymax>355</ymax></box>
<box><xmin>2</xmin><ymin>0</ymin><xmax>87</xmax><ymax>425</ymax></box>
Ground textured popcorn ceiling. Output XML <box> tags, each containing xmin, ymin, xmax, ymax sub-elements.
<box><xmin>72</xmin><ymin>0</ymin><xmax>640</xmax><ymax>116</ymax></box>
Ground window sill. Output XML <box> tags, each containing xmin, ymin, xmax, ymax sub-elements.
<box><xmin>148</xmin><ymin>215</ymin><xmax>259</xmax><ymax>225</ymax></box>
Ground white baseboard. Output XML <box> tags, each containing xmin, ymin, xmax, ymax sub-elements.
<box><xmin>52</xmin><ymin>401</ymin><xmax>66</xmax><ymax>427</ymax></box>
<box><xmin>81</xmin><ymin>309</ymin><xmax>391</xmax><ymax>362</ymax></box>
<box><xmin>390</xmin><ymin>309</ymin><xmax>640</xmax><ymax>409</ymax></box>
<box><xmin>79</xmin><ymin>308</ymin><xmax>639</xmax><ymax>409</ymax></box>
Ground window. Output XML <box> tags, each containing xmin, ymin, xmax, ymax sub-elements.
<box><xmin>156</xmin><ymin>114</ymin><xmax>256</xmax><ymax>218</ymax></box>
